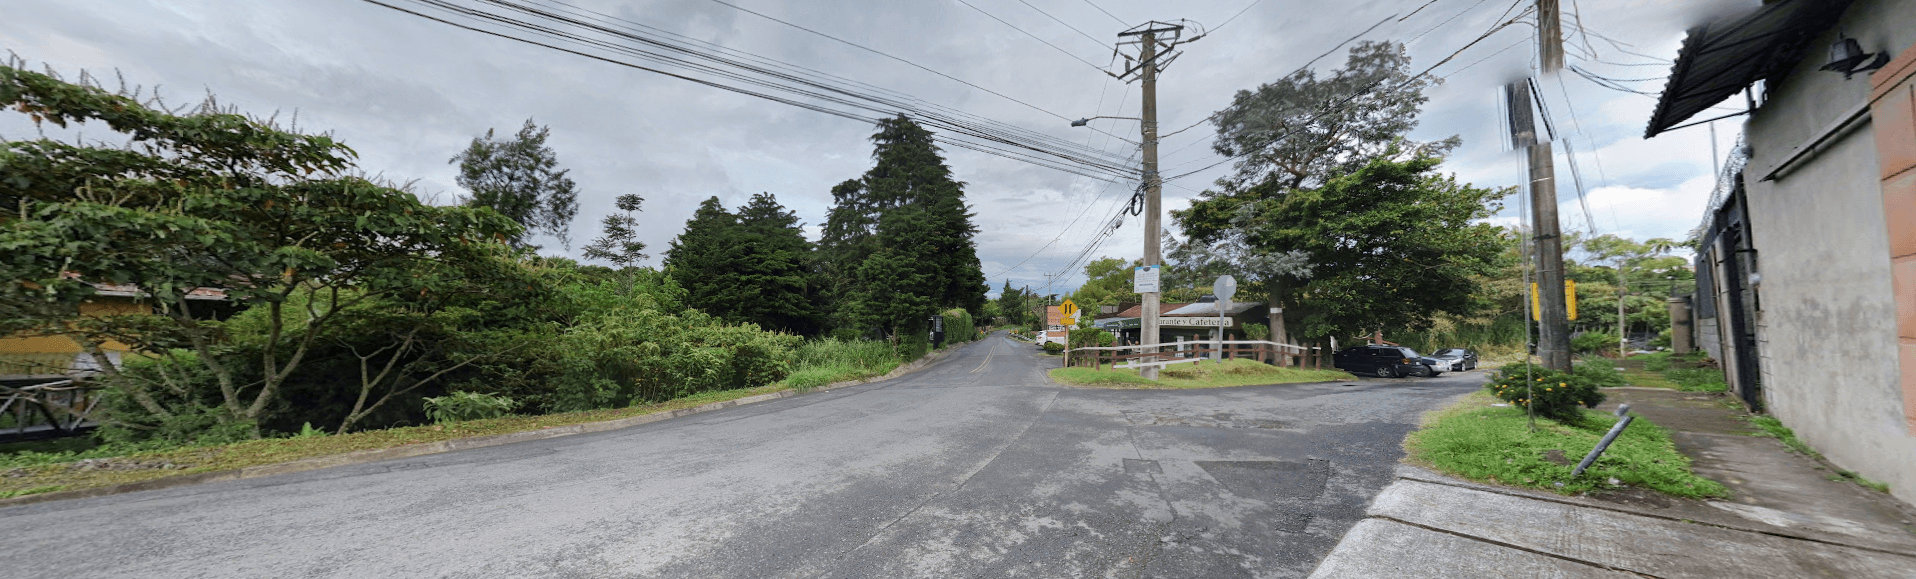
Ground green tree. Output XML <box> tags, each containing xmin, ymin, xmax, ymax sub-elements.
<box><xmin>1068</xmin><ymin>257</ymin><xmax>1142</xmax><ymax>311</ymax></box>
<box><xmin>0</xmin><ymin>62</ymin><xmax>521</xmax><ymax>438</ymax></box>
<box><xmin>450</xmin><ymin>118</ymin><xmax>580</xmax><ymax>249</ymax></box>
<box><xmin>664</xmin><ymin>194</ymin><xmax>822</xmax><ymax>335</ymax></box>
<box><xmin>994</xmin><ymin>281</ymin><xmax>1031</xmax><ymax>326</ymax></box>
<box><xmin>1212</xmin><ymin>152</ymin><xmax>1509</xmax><ymax>340</ymax></box>
<box><xmin>582</xmin><ymin>194</ymin><xmax>649</xmax><ymax>267</ymax></box>
<box><xmin>826</xmin><ymin>116</ymin><xmax>988</xmax><ymax>337</ymax></box>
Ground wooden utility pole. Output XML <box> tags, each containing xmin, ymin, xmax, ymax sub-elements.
<box><xmin>1508</xmin><ymin>81</ymin><xmax>1572</xmax><ymax>371</ymax></box>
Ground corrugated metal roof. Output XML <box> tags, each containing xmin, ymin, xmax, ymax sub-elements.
<box><xmin>1645</xmin><ymin>0</ymin><xmax>1852</xmax><ymax>138</ymax></box>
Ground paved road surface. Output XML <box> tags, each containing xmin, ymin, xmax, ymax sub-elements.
<box><xmin>5</xmin><ymin>332</ymin><xmax>1481</xmax><ymax>578</ymax></box>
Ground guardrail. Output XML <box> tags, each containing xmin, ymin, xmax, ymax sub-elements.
<box><xmin>1063</xmin><ymin>340</ymin><xmax>1326</xmax><ymax>371</ymax></box>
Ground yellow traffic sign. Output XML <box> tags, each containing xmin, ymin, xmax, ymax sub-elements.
<box><xmin>1059</xmin><ymin>299</ymin><xmax>1079</xmax><ymax>325</ymax></box>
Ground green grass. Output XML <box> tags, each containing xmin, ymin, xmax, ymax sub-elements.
<box><xmin>1747</xmin><ymin>415</ymin><xmax>1819</xmax><ymax>457</ymax></box>
<box><xmin>1743</xmin><ymin>416</ymin><xmax>1892</xmax><ymax>493</ymax></box>
<box><xmin>782</xmin><ymin>338</ymin><xmax>904</xmax><ymax>390</ymax></box>
<box><xmin>1405</xmin><ymin>391</ymin><xmax>1728</xmax><ymax>498</ymax></box>
<box><xmin>1614</xmin><ymin>352</ymin><xmax>1727</xmax><ymax>392</ymax></box>
<box><xmin>1050</xmin><ymin>358</ymin><xmax>1352</xmax><ymax>389</ymax></box>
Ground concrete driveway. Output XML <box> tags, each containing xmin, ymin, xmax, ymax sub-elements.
<box><xmin>3</xmin><ymin>332</ymin><xmax>1482</xmax><ymax>578</ymax></box>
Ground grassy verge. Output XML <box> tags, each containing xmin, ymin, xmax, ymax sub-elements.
<box><xmin>1404</xmin><ymin>391</ymin><xmax>1727</xmax><ymax>498</ymax></box>
<box><xmin>1742</xmin><ymin>415</ymin><xmax>1890</xmax><ymax>493</ymax></box>
<box><xmin>1049</xmin><ymin>358</ymin><xmax>1352</xmax><ymax>389</ymax></box>
<box><xmin>1617</xmin><ymin>352</ymin><xmax>1727</xmax><ymax>392</ymax></box>
<box><xmin>0</xmin><ymin>338</ymin><xmax>944</xmax><ymax>500</ymax></box>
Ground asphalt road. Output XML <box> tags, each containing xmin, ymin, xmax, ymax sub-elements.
<box><xmin>4</xmin><ymin>332</ymin><xmax>1483</xmax><ymax>578</ymax></box>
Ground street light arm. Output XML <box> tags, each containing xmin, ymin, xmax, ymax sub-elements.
<box><xmin>1071</xmin><ymin>115</ymin><xmax>1144</xmax><ymax>127</ymax></box>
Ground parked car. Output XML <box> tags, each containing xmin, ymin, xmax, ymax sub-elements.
<box><xmin>1430</xmin><ymin>348</ymin><xmax>1479</xmax><ymax>371</ymax></box>
<box><xmin>1333</xmin><ymin>345</ymin><xmax>1444</xmax><ymax>378</ymax></box>
<box><xmin>1035</xmin><ymin>330</ymin><xmax>1067</xmax><ymax>347</ymax></box>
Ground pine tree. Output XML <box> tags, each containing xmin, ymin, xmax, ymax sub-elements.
<box><xmin>731</xmin><ymin>193</ymin><xmax>823</xmax><ymax>335</ymax></box>
<box><xmin>663</xmin><ymin>194</ymin><xmax>823</xmax><ymax>335</ymax></box>
<box><xmin>663</xmin><ymin>197</ymin><xmax>741</xmax><ymax>314</ymax></box>
<box><xmin>829</xmin><ymin>116</ymin><xmax>988</xmax><ymax>338</ymax></box>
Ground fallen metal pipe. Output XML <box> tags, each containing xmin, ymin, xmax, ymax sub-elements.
<box><xmin>1572</xmin><ymin>404</ymin><xmax>1634</xmax><ymax>477</ymax></box>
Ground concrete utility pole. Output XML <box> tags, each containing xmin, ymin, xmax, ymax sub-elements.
<box><xmin>1508</xmin><ymin>80</ymin><xmax>1572</xmax><ymax>371</ymax></box>
<box><xmin>1537</xmin><ymin>0</ymin><xmax>1564</xmax><ymax>73</ymax></box>
<box><xmin>1118</xmin><ymin>23</ymin><xmax>1176</xmax><ymax>379</ymax></box>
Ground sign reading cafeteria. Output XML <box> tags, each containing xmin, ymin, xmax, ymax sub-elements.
<box><xmin>1158</xmin><ymin>317</ymin><xmax>1235</xmax><ymax>328</ymax></box>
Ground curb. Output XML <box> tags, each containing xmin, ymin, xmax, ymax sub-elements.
<box><xmin>0</xmin><ymin>342</ymin><xmax>967</xmax><ymax>510</ymax></box>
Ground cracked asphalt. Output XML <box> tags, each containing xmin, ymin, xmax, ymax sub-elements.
<box><xmin>3</xmin><ymin>331</ymin><xmax>1483</xmax><ymax>578</ymax></box>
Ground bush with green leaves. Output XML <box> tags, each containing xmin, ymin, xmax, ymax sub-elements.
<box><xmin>1483</xmin><ymin>363</ymin><xmax>1606</xmax><ymax>423</ymax></box>
<box><xmin>1043</xmin><ymin>342</ymin><xmax>1065</xmax><ymax>354</ymax></box>
<box><xmin>422</xmin><ymin>392</ymin><xmax>519</xmax><ymax>423</ymax></box>
<box><xmin>1571</xmin><ymin>360</ymin><xmax>1628</xmax><ymax>388</ymax></box>
<box><xmin>940</xmin><ymin>309</ymin><xmax>976</xmax><ymax>344</ymax></box>
<box><xmin>1571</xmin><ymin>331</ymin><xmax>1618</xmax><ymax>355</ymax></box>
<box><xmin>1067</xmin><ymin>327</ymin><xmax>1115</xmax><ymax>350</ymax></box>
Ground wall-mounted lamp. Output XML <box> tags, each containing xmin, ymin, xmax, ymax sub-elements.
<box><xmin>1820</xmin><ymin>35</ymin><xmax>1889</xmax><ymax>79</ymax></box>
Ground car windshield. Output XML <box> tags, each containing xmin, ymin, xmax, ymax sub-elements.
<box><xmin>1436</xmin><ymin>349</ymin><xmax>1462</xmax><ymax>356</ymax></box>
<box><xmin>1398</xmin><ymin>348</ymin><xmax>1421</xmax><ymax>357</ymax></box>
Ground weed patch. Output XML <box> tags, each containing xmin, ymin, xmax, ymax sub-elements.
<box><xmin>1050</xmin><ymin>359</ymin><xmax>1350</xmax><ymax>389</ymax></box>
<box><xmin>1405</xmin><ymin>392</ymin><xmax>1727</xmax><ymax>498</ymax></box>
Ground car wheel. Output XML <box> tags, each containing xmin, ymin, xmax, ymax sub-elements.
<box><xmin>1418</xmin><ymin>365</ymin><xmax>1436</xmax><ymax>377</ymax></box>
<box><xmin>1375</xmin><ymin>366</ymin><xmax>1397</xmax><ymax>378</ymax></box>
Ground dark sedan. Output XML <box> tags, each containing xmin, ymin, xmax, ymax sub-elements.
<box><xmin>1333</xmin><ymin>345</ymin><xmax>1443</xmax><ymax>378</ymax></box>
<box><xmin>1430</xmin><ymin>348</ymin><xmax>1480</xmax><ymax>371</ymax></box>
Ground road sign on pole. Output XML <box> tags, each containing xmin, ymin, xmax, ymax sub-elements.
<box><xmin>1060</xmin><ymin>298</ymin><xmax>1079</xmax><ymax>326</ymax></box>
<box><xmin>1134</xmin><ymin>265</ymin><xmax>1161</xmax><ymax>293</ymax></box>
<box><xmin>1213</xmin><ymin>275</ymin><xmax>1236</xmax><ymax>301</ymax></box>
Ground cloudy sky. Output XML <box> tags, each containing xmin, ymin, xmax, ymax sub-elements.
<box><xmin>1</xmin><ymin>0</ymin><xmax>1749</xmax><ymax>297</ymax></box>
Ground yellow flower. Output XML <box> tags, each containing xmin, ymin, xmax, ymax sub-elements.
<box><xmin>1558</xmin><ymin>382</ymin><xmax>1566</xmax><ymax>387</ymax></box>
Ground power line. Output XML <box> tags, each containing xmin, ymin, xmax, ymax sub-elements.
<box><xmin>365</xmin><ymin>0</ymin><xmax>1142</xmax><ymax>182</ymax></box>
<box><xmin>1010</xmin><ymin>0</ymin><xmax>1110</xmax><ymax>49</ymax></box>
<box><xmin>1162</xmin><ymin>8</ymin><xmax>1532</xmax><ymax>184</ymax></box>
<box><xmin>1077</xmin><ymin>0</ymin><xmax>1127</xmax><ymax>26</ymax></box>
<box><xmin>702</xmin><ymin>0</ymin><xmax>1133</xmax><ymax>146</ymax></box>
<box><xmin>949</xmin><ymin>0</ymin><xmax>1114</xmax><ymax>74</ymax></box>
<box><xmin>1211</xmin><ymin>0</ymin><xmax>1267</xmax><ymax>36</ymax></box>
<box><xmin>1158</xmin><ymin>12</ymin><xmax>1400</xmax><ymax>142</ymax></box>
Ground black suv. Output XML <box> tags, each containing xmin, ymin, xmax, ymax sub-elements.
<box><xmin>1333</xmin><ymin>345</ymin><xmax>1441</xmax><ymax>378</ymax></box>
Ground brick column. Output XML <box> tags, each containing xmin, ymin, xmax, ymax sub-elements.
<box><xmin>1870</xmin><ymin>47</ymin><xmax>1916</xmax><ymax>432</ymax></box>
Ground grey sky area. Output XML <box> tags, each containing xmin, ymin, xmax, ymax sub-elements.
<box><xmin>0</xmin><ymin>0</ymin><xmax>1746</xmax><ymax>297</ymax></box>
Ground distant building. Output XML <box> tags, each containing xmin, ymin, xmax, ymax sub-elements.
<box><xmin>1646</xmin><ymin>0</ymin><xmax>1916</xmax><ymax>500</ymax></box>
<box><xmin>0</xmin><ymin>281</ymin><xmax>233</xmax><ymax>378</ymax></box>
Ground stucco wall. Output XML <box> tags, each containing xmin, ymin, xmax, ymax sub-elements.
<box><xmin>1738</xmin><ymin>0</ymin><xmax>1916</xmax><ymax>501</ymax></box>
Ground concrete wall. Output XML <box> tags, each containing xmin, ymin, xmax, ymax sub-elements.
<box><xmin>1738</xmin><ymin>0</ymin><xmax>1916</xmax><ymax>501</ymax></box>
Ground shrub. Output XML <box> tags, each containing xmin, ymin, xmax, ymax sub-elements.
<box><xmin>1483</xmin><ymin>363</ymin><xmax>1607</xmax><ymax>423</ymax></box>
<box><xmin>1666</xmin><ymin>367</ymin><xmax>1728</xmax><ymax>392</ymax></box>
<box><xmin>940</xmin><ymin>309</ymin><xmax>976</xmax><ymax>345</ymax></box>
<box><xmin>1067</xmin><ymin>328</ymin><xmax>1114</xmax><ymax>350</ymax></box>
<box><xmin>1571</xmin><ymin>331</ymin><xmax>1618</xmax><ymax>355</ymax></box>
<box><xmin>1043</xmin><ymin>342</ymin><xmax>1065</xmax><ymax>354</ymax></box>
<box><xmin>1571</xmin><ymin>360</ymin><xmax>1629</xmax><ymax>388</ymax></box>
<box><xmin>423</xmin><ymin>392</ymin><xmax>518</xmax><ymax>423</ymax></box>
<box><xmin>1642</xmin><ymin>352</ymin><xmax>1674</xmax><ymax>372</ymax></box>
<box><xmin>1242</xmin><ymin>323</ymin><xmax>1271</xmax><ymax>341</ymax></box>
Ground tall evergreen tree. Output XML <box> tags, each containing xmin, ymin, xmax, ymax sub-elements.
<box><xmin>826</xmin><ymin>116</ymin><xmax>988</xmax><ymax>338</ymax></box>
<box><xmin>663</xmin><ymin>194</ymin><xmax>822</xmax><ymax>335</ymax></box>
<box><xmin>731</xmin><ymin>193</ymin><xmax>823</xmax><ymax>335</ymax></box>
<box><xmin>663</xmin><ymin>197</ymin><xmax>740</xmax><ymax>314</ymax></box>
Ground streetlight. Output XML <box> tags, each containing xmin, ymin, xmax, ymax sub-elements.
<box><xmin>1070</xmin><ymin>115</ymin><xmax>1142</xmax><ymax>127</ymax></box>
